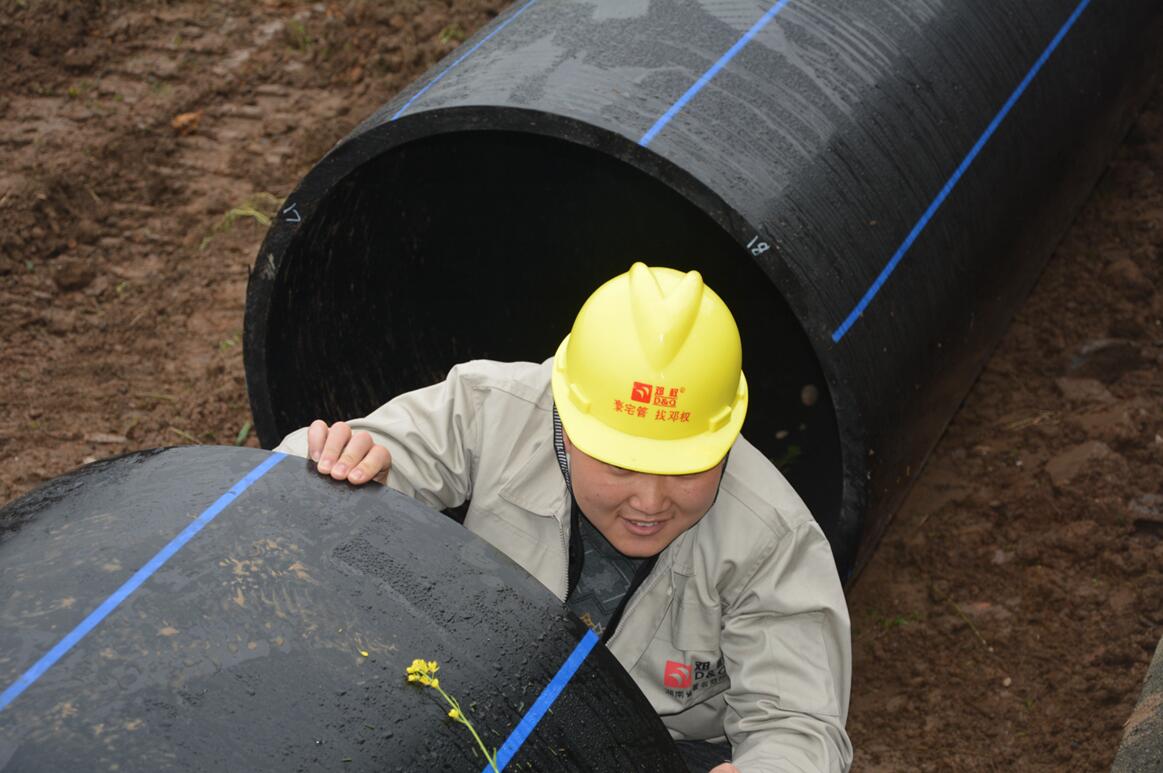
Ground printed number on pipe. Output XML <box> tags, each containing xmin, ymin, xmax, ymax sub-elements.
<box><xmin>282</xmin><ymin>203</ymin><xmax>302</xmax><ymax>224</ymax></box>
<box><xmin>747</xmin><ymin>236</ymin><xmax>769</xmax><ymax>256</ymax></box>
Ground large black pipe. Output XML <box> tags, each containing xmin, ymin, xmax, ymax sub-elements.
<box><xmin>244</xmin><ymin>1</ymin><xmax>1163</xmax><ymax>579</ymax></box>
<box><xmin>0</xmin><ymin>447</ymin><xmax>684</xmax><ymax>770</ymax></box>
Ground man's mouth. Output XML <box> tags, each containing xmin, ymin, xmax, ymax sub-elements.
<box><xmin>622</xmin><ymin>517</ymin><xmax>665</xmax><ymax>535</ymax></box>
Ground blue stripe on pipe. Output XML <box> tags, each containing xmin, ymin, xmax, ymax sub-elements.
<box><xmin>391</xmin><ymin>0</ymin><xmax>541</xmax><ymax>122</ymax></box>
<box><xmin>639</xmin><ymin>0</ymin><xmax>793</xmax><ymax>147</ymax></box>
<box><xmin>486</xmin><ymin>628</ymin><xmax>600</xmax><ymax>772</ymax></box>
<box><xmin>0</xmin><ymin>452</ymin><xmax>288</xmax><ymax>713</ymax></box>
<box><xmin>831</xmin><ymin>0</ymin><xmax>1093</xmax><ymax>343</ymax></box>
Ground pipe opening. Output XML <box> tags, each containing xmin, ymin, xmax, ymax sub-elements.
<box><xmin>258</xmin><ymin>129</ymin><xmax>843</xmax><ymax>544</ymax></box>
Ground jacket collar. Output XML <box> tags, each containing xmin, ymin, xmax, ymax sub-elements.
<box><xmin>666</xmin><ymin>522</ymin><xmax>698</xmax><ymax>576</ymax></box>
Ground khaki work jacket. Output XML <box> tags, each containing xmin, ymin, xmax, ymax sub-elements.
<box><xmin>277</xmin><ymin>359</ymin><xmax>852</xmax><ymax>772</ymax></box>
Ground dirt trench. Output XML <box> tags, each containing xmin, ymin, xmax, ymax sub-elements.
<box><xmin>0</xmin><ymin>2</ymin><xmax>1160</xmax><ymax>770</ymax></box>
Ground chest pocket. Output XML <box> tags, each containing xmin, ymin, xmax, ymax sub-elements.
<box><xmin>670</xmin><ymin>577</ymin><xmax>722</xmax><ymax>655</ymax></box>
<box><xmin>468</xmin><ymin>508</ymin><xmax>541</xmax><ymax>551</ymax></box>
<box><xmin>645</xmin><ymin>577</ymin><xmax>727</xmax><ymax>709</ymax></box>
<box><xmin>463</xmin><ymin>500</ymin><xmax>556</xmax><ymax>591</ymax></box>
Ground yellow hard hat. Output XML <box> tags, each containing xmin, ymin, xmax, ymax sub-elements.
<box><xmin>551</xmin><ymin>263</ymin><xmax>748</xmax><ymax>475</ymax></box>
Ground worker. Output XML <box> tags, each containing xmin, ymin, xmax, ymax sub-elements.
<box><xmin>276</xmin><ymin>263</ymin><xmax>852</xmax><ymax>772</ymax></box>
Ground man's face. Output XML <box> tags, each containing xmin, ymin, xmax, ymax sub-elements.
<box><xmin>563</xmin><ymin>434</ymin><xmax>725</xmax><ymax>558</ymax></box>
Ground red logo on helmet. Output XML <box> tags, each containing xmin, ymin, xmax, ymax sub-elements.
<box><xmin>630</xmin><ymin>382</ymin><xmax>653</xmax><ymax>403</ymax></box>
<box><xmin>663</xmin><ymin>660</ymin><xmax>693</xmax><ymax>689</ymax></box>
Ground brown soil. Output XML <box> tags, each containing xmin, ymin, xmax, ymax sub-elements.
<box><xmin>0</xmin><ymin>2</ymin><xmax>1159</xmax><ymax>770</ymax></box>
<box><xmin>847</xmin><ymin>96</ymin><xmax>1163</xmax><ymax>769</ymax></box>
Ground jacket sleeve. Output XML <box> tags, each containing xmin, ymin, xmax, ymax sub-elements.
<box><xmin>273</xmin><ymin>362</ymin><xmax>486</xmax><ymax>511</ymax></box>
<box><xmin>720</xmin><ymin>520</ymin><xmax>853</xmax><ymax>773</ymax></box>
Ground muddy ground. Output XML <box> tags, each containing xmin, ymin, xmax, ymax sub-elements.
<box><xmin>1</xmin><ymin>2</ymin><xmax>1160</xmax><ymax>770</ymax></box>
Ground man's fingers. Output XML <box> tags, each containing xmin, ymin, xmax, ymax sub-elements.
<box><xmin>348</xmin><ymin>444</ymin><xmax>391</xmax><ymax>485</ymax></box>
<box><xmin>330</xmin><ymin>430</ymin><xmax>373</xmax><ymax>480</ymax></box>
<box><xmin>316</xmin><ymin>421</ymin><xmax>352</xmax><ymax>475</ymax></box>
<box><xmin>309</xmin><ymin>422</ymin><xmax>387</xmax><ymax>485</ymax></box>
<box><xmin>306</xmin><ymin>420</ymin><xmax>330</xmax><ymax>462</ymax></box>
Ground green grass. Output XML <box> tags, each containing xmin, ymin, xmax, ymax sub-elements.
<box><xmin>200</xmin><ymin>193</ymin><xmax>282</xmax><ymax>250</ymax></box>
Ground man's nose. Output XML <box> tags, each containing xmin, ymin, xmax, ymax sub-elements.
<box><xmin>629</xmin><ymin>474</ymin><xmax>669</xmax><ymax>515</ymax></box>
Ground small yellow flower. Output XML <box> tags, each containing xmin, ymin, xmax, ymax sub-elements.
<box><xmin>405</xmin><ymin>655</ymin><xmax>498</xmax><ymax>773</ymax></box>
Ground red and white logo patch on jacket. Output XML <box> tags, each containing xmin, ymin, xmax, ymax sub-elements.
<box><xmin>663</xmin><ymin>657</ymin><xmax>728</xmax><ymax>701</ymax></box>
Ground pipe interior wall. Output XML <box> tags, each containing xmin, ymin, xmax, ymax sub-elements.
<box><xmin>258</xmin><ymin>129</ymin><xmax>842</xmax><ymax>545</ymax></box>
<box><xmin>245</xmin><ymin>0</ymin><xmax>1163</xmax><ymax>579</ymax></box>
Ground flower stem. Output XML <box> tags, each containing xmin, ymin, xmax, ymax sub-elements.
<box><xmin>435</xmin><ymin>685</ymin><xmax>499</xmax><ymax>773</ymax></box>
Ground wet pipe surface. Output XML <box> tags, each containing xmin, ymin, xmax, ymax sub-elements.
<box><xmin>0</xmin><ymin>447</ymin><xmax>683</xmax><ymax>771</ymax></box>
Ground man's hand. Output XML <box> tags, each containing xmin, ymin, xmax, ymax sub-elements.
<box><xmin>709</xmin><ymin>764</ymin><xmax>740</xmax><ymax>773</ymax></box>
<box><xmin>307</xmin><ymin>420</ymin><xmax>391</xmax><ymax>485</ymax></box>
